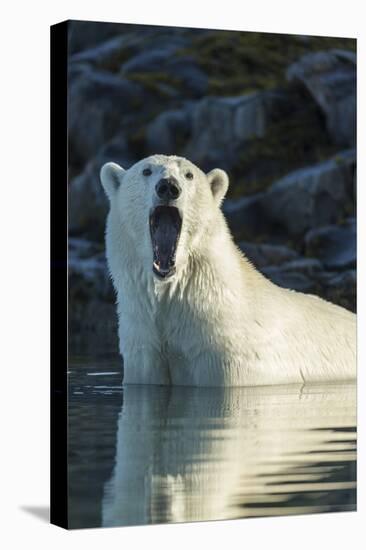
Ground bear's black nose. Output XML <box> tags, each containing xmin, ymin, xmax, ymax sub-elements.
<box><xmin>156</xmin><ymin>177</ymin><xmax>181</xmax><ymax>200</ymax></box>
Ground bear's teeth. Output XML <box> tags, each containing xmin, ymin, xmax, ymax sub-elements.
<box><xmin>153</xmin><ymin>261</ymin><xmax>160</xmax><ymax>270</ymax></box>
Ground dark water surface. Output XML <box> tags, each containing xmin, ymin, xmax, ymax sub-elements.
<box><xmin>68</xmin><ymin>355</ymin><xmax>356</xmax><ymax>529</ymax></box>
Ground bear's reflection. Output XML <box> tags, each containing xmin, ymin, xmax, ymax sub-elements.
<box><xmin>102</xmin><ymin>383</ymin><xmax>356</xmax><ymax>527</ymax></box>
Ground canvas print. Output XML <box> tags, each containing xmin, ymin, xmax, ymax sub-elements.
<box><xmin>51</xmin><ymin>20</ymin><xmax>356</xmax><ymax>529</ymax></box>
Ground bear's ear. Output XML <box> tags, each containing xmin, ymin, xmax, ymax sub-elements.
<box><xmin>100</xmin><ymin>162</ymin><xmax>125</xmax><ymax>201</ymax></box>
<box><xmin>207</xmin><ymin>169</ymin><xmax>229</xmax><ymax>206</ymax></box>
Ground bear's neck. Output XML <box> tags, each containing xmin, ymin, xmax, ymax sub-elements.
<box><xmin>112</xmin><ymin>210</ymin><xmax>262</xmax><ymax>318</ymax></box>
<box><xmin>153</xmin><ymin>212</ymin><xmax>259</xmax><ymax>312</ymax></box>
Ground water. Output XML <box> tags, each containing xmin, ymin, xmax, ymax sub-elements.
<box><xmin>68</xmin><ymin>355</ymin><xmax>356</xmax><ymax>529</ymax></box>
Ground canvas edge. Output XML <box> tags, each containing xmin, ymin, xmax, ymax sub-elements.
<box><xmin>50</xmin><ymin>20</ymin><xmax>69</xmax><ymax>530</ymax></box>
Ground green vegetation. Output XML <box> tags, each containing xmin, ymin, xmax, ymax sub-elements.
<box><xmin>228</xmin><ymin>92</ymin><xmax>339</xmax><ymax>198</ymax></box>
<box><xmin>180</xmin><ymin>31</ymin><xmax>356</xmax><ymax>96</ymax></box>
<box><xmin>97</xmin><ymin>48</ymin><xmax>134</xmax><ymax>73</ymax></box>
<box><xmin>127</xmin><ymin>71</ymin><xmax>183</xmax><ymax>98</ymax></box>
<box><xmin>176</xmin><ymin>32</ymin><xmax>355</xmax><ymax>200</ymax></box>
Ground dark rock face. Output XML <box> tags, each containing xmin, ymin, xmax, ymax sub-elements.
<box><xmin>265</xmin><ymin>257</ymin><xmax>324</xmax><ymax>277</ymax></box>
<box><xmin>68</xmin><ymin>133</ymin><xmax>136</xmax><ymax>241</ymax></box>
<box><xmin>260</xmin><ymin>150</ymin><xmax>355</xmax><ymax>237</ymax></box>
<box><xmin>121</xmin><ymin>47</ymin><xmax>208</xmax><ymax>97</ymax></box>
<box><xmin>323</xmin><ymin>270</ymin><xmax>356</xmax><ymax>312</ymax></box>
<box><xmin>183</xmin><ymin>92</ymin><xmax>288</xmax><ymax>170</ymax></box>
<box><xmin>287</xmin><ymin>49</ymin><xmax>356</xmax><ymax>147</ymax></box>
<box><xmin>305</xmin><ymin>219</ymin><xmax>356</xmax><ymax>270</ymax></box>
<box><xmin>68</xmin><ymin>68</ymin><xmax>144</xmax><ymax>169</ymax></box>
<box><xmin>238</xmin><ymin>242</ymin><xmax>299</xmax><ymax>268</ymax></box>
<box><xmin>122</xmin><ymin>45</ymin><xmax>184</xmax><ymax>74</ymax></box>
<box><xmin>146</xmin><ymin>107</ymin><xmax>193</xmax><ymax>155</ymax></box>
<box><xmin>69</xmin><ymin>238</ymin><xmax>113</xmax><ymax>302</ymax></box>
<box><xmin>263</xmin><ymin>269</ymin><xmax>315</xmax><ymax>293</ymax></box>
<box><xmin>70</xmin><ymin>36</ymin><xmax>128</xmax><ymax>66</ymax></box>
<box><xmin>223</xmin><ymin>193</ymin><xmax>270</xmax><ymax>239</ymax></box>
<box><xmin>68</xmin><ymin>238</ymin><xmax>118</xmax><ymax>354</ymax></box>
<box><xmin>261</xmin><ymin>258</ymin><xmax>323</xmax><ymax>293</ymax></box>
<box><xmin>68</xmin><ymin>20</ymin><xmax>127</xmax><ymax>54</ymax></box>
<box><xmin>69</xmin><ymin>34</ymin><xmax>146</xmax><ymax>68</ymax></box>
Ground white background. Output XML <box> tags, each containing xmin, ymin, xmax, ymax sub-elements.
<box><xmin>0</xmin><ymin>0</ymin><xmax>364</xmax><ymax>548</ymax></box>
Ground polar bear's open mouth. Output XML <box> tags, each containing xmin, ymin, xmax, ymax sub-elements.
<box><xmin>149</xmin><ymin>205</ymin><xmax>182</xmax><ymax>279</ymax></box>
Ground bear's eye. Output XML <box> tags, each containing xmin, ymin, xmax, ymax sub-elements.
<box><xmin>185</xmin><ymin>171</ymin><xmax>194</xmax><ymax>180</ymax></box>
<box><xmin>143</xmin><ymin>168</ymin><xmax>152</xmax><ymax>176</ymax></box>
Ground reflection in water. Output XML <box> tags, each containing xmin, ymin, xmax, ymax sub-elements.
<box><xmin>68</xmin><ymin>357</ymin><xmax>356</xmax><ymax>529</ymax></box>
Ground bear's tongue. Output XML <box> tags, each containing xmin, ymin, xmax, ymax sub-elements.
<box><xmin>150</xmin><ymin>206</ymin><xmax>182</xmax><ymax>278</ymax></box>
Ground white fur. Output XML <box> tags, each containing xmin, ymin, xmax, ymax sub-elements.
<box><xmin>100</xmin><ymin>155</ymin><xmax>356</xmax><ymax>387</ymax></box>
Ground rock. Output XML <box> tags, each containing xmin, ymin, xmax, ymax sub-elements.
<box><xmin>312</xmin><ymin>270</ymin><xmax>338</xmax><ymax>285</ymax></box>
<box><xmin>70</xmin><ymin>25</ymin><xmax>208</xmax><ymax>96</ymax></box>
<box><xmin>163</xmin><ymin>55</ymin><xmax>208</xmax><ymax>97</ymax></box>
<box><xmin>305</xmin><ymin>219</ymin><xmax>356</xmax><ymax>270</ymax></box>
<box><xmin>261</xmin><ymin>257</ymin><xmax>323</xmax><ymax>292</ymax></box>
<box><xmin>69</xmin><ymin>134</ymin><xmax>136</xmax><ymax>241</ymax></box>
<box><xmin>121</xmin><ymin>43</ymin><xmax>183</xmax><ymax>73</ymax></box>
<box><xmin>121</xmin><ymin>44</ymin><xmax>208</xmax><ymax>97</ymax></box>
<box><xmin>68</xmin><ymin>237</ymin><xmax>118</xmax><ymax>354</ymax></box>
<box><xmin>68</xmin><ymin>67</ymin><xmax>144</xmax><ymax>168</ymax></box>
<box><xmin>68</xmin><ymin>20</ymin><xmax>127</xmax><ymax>54</ymax></box>
<box><xmin>287</xmin><ymin>49</ymin><xmax>356</xmax><ymax>147</ymax></box>
<box><xmin>223</xmin><ymin>193</ymin><xmax>270</xmax><ymax>239</ymax></box>
<box><xmin>323</xmin><ymin>270</ymin><xmax>356</xmax><ymax>312</ymax></box>
<box><xmin>69</xmin><ymin>299</ymin><xmax>118</xmax><ymax>355</ymax></box>
<box><xmin>267</xmin><ymin>258</ymin><xmax>323</xmax><ymax>276</ymax></box>
<box><xmin>262</xmin><ymin>269</ymin><xmax>315</xmax><ymax>293</ymax></box>
<box><xmin>238</xmin><ymin>242</ymin><xmax>299</xmax><ymax>268</ymax></box>
<box><xmin>69</xmin><ymin>34</ymin><xmax>141</xmax><ymax>70</ymax></box>
<box><xmin>145</xmin><ymin>107</ymin><xmax>192</xmax><ymax>155</ymax></box>
<box><xmin>260</xmin><ymin>150</ymin><xmax>355</xmax><ymax>237</ymax></box>
<box><xmin>68</xmin><ymin>238</ymin><xmax>113</xmax><ymax>302</ymax></box>
<box><xmin>263</xmin><ymin>265</ymin><xmax>356</xmax><ymax>311</ymax></box>
<box><xmin>184</xmin><ymin>91</ymin><xmax>288</xmax><ymax>170</ymax></box>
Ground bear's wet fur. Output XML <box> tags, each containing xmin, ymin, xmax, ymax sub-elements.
<box><xmin>100</xmin><ymin>155</ymin><xmax>356</xmax><ymax>386</ymax></box>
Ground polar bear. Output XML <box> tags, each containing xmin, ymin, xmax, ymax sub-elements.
<box><xmin>100</xmin><ymin>154</ymin><xmax>356</xmax><ymax>386</ymax></box>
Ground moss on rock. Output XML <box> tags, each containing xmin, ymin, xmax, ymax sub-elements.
<box><xmin>179</xmin><ymin>31</ymin><xmax>356</xmax><ymax>97</ymax></box>
<box><xmin>228</xmin><ymin>89</ymin><xmax>340</xmax><ymax>198</ymax></box>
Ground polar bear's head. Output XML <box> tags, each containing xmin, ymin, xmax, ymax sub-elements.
<box><xmin>100</xmin><ymin>155</ymin><xmax>229</xmax><ymax>281</ymax></box>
